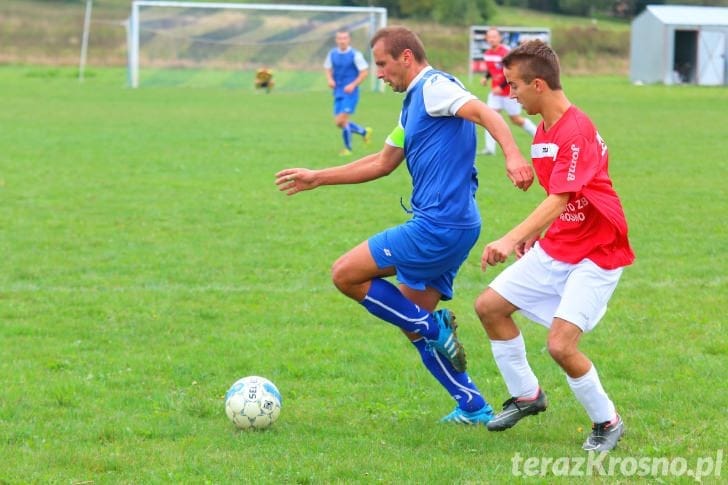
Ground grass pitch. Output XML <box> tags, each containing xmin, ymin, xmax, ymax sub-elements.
<box><xmin>0</xmin><ymin>66</ymin><xmax>725</xmax><ymax>483</ymax></box>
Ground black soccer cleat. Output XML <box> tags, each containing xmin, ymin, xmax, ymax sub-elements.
<box><xmin>582</xmin><ymin>414</ymin><xmax>625</xmax><ymax>452</ymax></box>
<box><xmin>486</xmin><ymin>388</ymin><xmax>548</xmax><ymax>431</ymax></box>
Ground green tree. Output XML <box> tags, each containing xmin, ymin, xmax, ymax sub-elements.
<box><xmin>394</xmin><ymin>0</ymin><xmax>497</xmax><ymax>24</ymax></box>
<box><xmin>432</xmin><ymin>0</ymin><xmax>497</xmax><ymax>24</ymax></box>
<box><xmin>398</xmin><ymin>0</ymin><xmax>434</xmax><ymax>18</ymax></box>
<box><xmin>558</xmin><ymin>0</ymin><xmax>614</xmax><ymax>16</ymax></box>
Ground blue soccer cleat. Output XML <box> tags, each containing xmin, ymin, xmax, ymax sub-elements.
<box><xmin>440</xmin><ymin>404</ymin><xmax>495</xmax><ymax>425</ymax></box>
<box><xmin>426</xmin><ymin>309</ymin><xmax>467</xmax><ymax>372</ymax></box>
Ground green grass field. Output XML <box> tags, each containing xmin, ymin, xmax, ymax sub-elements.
<box><xmin>0</xmin><ymin>65</ymin><xmax>726</xmax><ymax>484</ymax></box>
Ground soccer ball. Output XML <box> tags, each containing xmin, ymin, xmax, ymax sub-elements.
<box><xmin>225</xmin><ymin>376</ymin><xmax>282</xmax><ymax>430</ymax></box>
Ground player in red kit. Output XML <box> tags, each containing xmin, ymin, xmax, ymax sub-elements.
<box><xmin>474</xmin><ymin>40</ymin><xmax>635</xmax><ymax>452</ymax></box>
<box><xmin>480</xmin><ymin>29</ymin><xmax>536</xmax><ymax>155</ymax></box>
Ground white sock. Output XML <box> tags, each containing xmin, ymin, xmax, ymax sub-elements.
<box><xmin>484</xmin><ymin>130</ymin><xmax>496</xmax><ymax>153</ymax></box>
<box><xmin>567</xmin><ymin>364</ymin><xmax>616</xmax><ymax>424</ymax></box>
<box><xmin>490</xmin><ymin>334</ymin><xmax>539</xmax><ymax>399</ymax></box>
<box><xmin>521</xmin><ymin>118</ymin><xmax>537</xmax><ymax>136</ymax></box>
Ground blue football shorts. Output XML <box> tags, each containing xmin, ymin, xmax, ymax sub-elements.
<box><xmin>368</xmin><ymin>218</ymin><xmax>481</xmax><ymax>301</ymax></box>
<box><xmin>333</xmin><ymin>91</ymin><xmax>359</xmax><ymax>115</ymax></box>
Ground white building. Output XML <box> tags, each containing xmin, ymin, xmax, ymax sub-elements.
<box><xmin>630</xmin><ymin>5</ymin><xmax>728</xmax><ymax>86</ymax></box>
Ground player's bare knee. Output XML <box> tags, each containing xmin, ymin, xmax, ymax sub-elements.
<box><xmin>330</xmin><ymin>258</ymin><xmax>350</xmax><ymax>291</ymax></box>
<box><xmin>474</xmin><ymin>292</ymin><xmax>488</xmax><ymax>319</ymax></box>
<box><xmin>546</xmin><ymin>334</ymin><xmax>576</xmax><ymax>364</ymax></box>
<box><xmin>331</xmin><ymin>258</ymin><xmax>364</xmax><ymax>300</ymax></box>
<box><xmin>474</xmin><ymin>291</ymin><xmax>500</xmax><ymax>329</ymax></box>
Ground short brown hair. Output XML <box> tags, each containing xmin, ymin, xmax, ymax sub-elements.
<box><xmin>502</xmin><ymin>40</ymin><xmax>561</xmax><ymax>90</ymax></box>
<box><xmin>370</xmin><ymin>26</ymin><xmax>427</xmax><ymax>63</ymax></box>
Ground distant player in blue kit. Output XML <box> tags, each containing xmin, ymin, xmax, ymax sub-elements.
<box><xmin>324</xmin><ymin>29</ymin><xmax>372</xmax><ymax>155</ymax></box>
<box><xmin>277</xmin><ymin>26</ymin><xmax>533</xmax><ymax>424</ymax></box>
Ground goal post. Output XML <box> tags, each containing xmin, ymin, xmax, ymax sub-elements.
<box><xmin>78</xmin><ymin>0</ymin><xmax>93</xmax><ymax>82</ymax></box>
<box><xmin>127</xmin><ymin>1</ymin><xmax>387</xmax><ymax>89</ymax></box>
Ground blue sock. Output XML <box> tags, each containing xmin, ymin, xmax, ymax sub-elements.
<box><xmin>360</xmin><ymin>278</ymin><xmax>437</xmax><ymax>339</ymax></box>
<box><xmin>342</xmin><ymin>125</ymin><xmax>352</xmax><ymax>150</ymax></box>
<box><xmin>411</xmin><ymin>338</ymin><xmax>487</xmax><ymax>413</ymax></box>
<box><xmin>349</xmin><ymin>121</ymin><xmax>366</xmax><ymax>135</ymax></box>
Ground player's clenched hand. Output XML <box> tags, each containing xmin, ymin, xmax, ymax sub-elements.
<box><xmin>275</xmin><ymin>168</ymin><xmax>318</xmax><ymax>195</ymax></box>
<box><xmin>505</xmin><ymin>154</ymin><xmax>534</xmax><ymax>191</ymax></box>
<box><xmin>515</xmin><ymin>235</ymin><xmax>539</xmax><ymax>259</ymax></box>
<box><xmin>481</xmin><ymin>238</ymin><xmax>514</xmax><ymax>271</ymax></box>
<box><xmin>514</xmin><ymin>241</ymin><xmax>527</xmax><ymax>259</ymax></box>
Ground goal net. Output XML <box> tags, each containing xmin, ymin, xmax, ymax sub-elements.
<box><xmin>127</xmin><ymin>1</ymin><xmax>387</xmax><ymax>90</ymax></box>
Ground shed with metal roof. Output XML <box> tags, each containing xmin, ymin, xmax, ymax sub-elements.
<box><xmin>630</xmin><ymin>5</ymin><xmax>728</xmax><ymax>85</ymax></box>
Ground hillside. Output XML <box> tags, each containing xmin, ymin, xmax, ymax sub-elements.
<box><xmin>0</xmin><ymin>0</ymin><xmax>630</xmax><ymax>75</ymax></box>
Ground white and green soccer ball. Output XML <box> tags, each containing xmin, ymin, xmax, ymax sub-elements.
<box><xmin>225</xmin><ymin>376</ymin><xmax>282</xmax><ymax>430</ymax></box>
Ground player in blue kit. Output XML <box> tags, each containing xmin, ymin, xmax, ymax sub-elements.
<box><xmin>277</xmin><ymin>26</ymin><xmax>533</xmax><ymax>424</ymax></box>
<box><xmin>324</xmin><ymin>29</ymin><xmax>372</xmax><ymax>155</ymax></box>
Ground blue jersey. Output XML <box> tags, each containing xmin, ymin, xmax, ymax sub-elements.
<box><xmin>400</xmin><ymin>68</ymin><xmax>480</xmax><ymax>229</ymax></box>
<box><xmin>325</xmin><ymin>47</ymin><xmax>367</xmax><ymax>97</ymax></box>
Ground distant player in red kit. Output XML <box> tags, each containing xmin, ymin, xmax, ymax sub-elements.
<box><xmin>475</xmin><ymin>40</ymin><xmax>635</xmax><ymax>452</ymax></box>
<box><xmin>480</xmin><ymin>29</ymin><xmax>536</xmax><ymax>155</ymax></box>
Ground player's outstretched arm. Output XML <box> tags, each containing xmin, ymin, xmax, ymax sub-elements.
<box><xmin>456</xmin><ymin>99</ymin><xmax>534</xmax><ymax>191</ymax></box>
<box><xmin>275</xmin><ymin>144</ymin><xmax>404</xmax><ymax>196</ymax></box>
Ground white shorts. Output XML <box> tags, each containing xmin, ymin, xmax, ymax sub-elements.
<box><xmin>488</xmin><ymin>243</ymin><xmax>624</xmax><ymax>332</ymax></box>
<box><xmin>487</xmin><ymin>92</ymin><xmax>523</xmax><ymax>116</ymax></box>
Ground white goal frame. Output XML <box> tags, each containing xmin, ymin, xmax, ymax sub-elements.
<box><xmin>127</xmin><ymin>0</ymin><xmax>387</xmax><ymax>88</ymax></box>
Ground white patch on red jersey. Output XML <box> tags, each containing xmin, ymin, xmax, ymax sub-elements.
<box><xmin>531</xmin><ymin>143</ymin><xmax>559</xmax><ymax>160</ymax></box>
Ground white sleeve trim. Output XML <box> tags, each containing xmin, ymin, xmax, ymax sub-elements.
<box><xmin>422</xmin><ymin>73</ymin><xmax>476</xmax><ymax>117</ymax></box>
<box><xmin>354</xmin><ymin>50</ymin><xmax>369</xmax><ymax>70</ymax></box>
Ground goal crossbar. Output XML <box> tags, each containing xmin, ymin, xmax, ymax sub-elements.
<box><xmin>127</xmin><ymin>0</ymin><xmax>387</xmax><ymax>88</ymax></box>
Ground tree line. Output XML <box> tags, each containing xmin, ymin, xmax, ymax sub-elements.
<box><xmin>284</xmin><ymin>0</ymin><xmax>728</xmax><ymax>24</ymax></box>
<box><xmin>40</xmin><ymin>0</ymin><xmax>728</xmax><ymax>25</ymax></box>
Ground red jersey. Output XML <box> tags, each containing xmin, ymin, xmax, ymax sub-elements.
<box><xmin>531</xmin><ymin>106</ymin><xmax>635</xmax><ymax>269</ymax></box>
<box><xmin>483</xmin><ymin>44</ymin><xmax>510</xmax><ymax>96</ymax></box>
